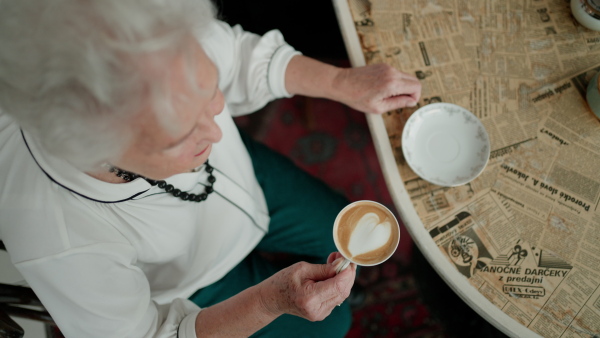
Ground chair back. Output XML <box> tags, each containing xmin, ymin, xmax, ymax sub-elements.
<box><xmin>0</xmin><ymin>239</ymin><xmax>57</xmax><ymax>338</ymax></box>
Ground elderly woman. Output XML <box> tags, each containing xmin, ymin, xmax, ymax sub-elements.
<box><xmin>0</xmin><ymin>0</ymin><xmax>420</xmax><ymax>337</ymax></box>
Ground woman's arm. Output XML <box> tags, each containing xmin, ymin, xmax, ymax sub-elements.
<box><xmin>285</xmin><ymin>55</ymin><xmax>422</xmax><ymax>115</ymax></box>
<box><xmin>194</xmin><ymin>253</ymin><xmax>356</xmax><ymax>337</ymax></box>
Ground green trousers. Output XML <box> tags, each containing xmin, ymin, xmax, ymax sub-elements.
<box><xmin>189</xmin><ymin>132</ymin><xmax>351</xmax><ymax>337</ymax></box>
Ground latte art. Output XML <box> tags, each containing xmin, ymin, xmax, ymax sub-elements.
<box><xmin>334</xmin><ymin>201</ymin><xmax>400</xmax><ymax>266</ymax></box>
<box><xmin>348</xmin><ymin>212</ymin><xmax>391</xmax><ymax>257</ymax></box>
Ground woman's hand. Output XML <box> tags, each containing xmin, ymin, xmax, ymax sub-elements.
<box><xmin>285</xmin><ymin>56</ymin><xmax>421</xmax><ymax>115</ymax></box>
<box><xmin>258</xmin><ymin>252</ymin><xmax>356</xmax><ymax>322</ymax></box>
<box><xmin>332</xmin><ymin>63</ymin><xmax>422</xmax><ymax>115</ymax></box>
<box><xmin>193</xmin><ymin>253</ymin><xmax>355</xmax><ymax>337</ymax></box>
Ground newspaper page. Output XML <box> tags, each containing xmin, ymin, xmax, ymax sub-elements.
<box><xmin>411</xmin><ymin>69</ymin><xmax>600</xmax><ymax>337</ymax></box>
<box><xmin>345</xmin><ymin>0</ymin><xmax>600</xmax><ymax>336</ymax></box>
<box><xmin>486</xmin><ymin>67</ymin><xmax>600</xmax><ymax>335</ymax></box>
<box><xmin>347</xmin><ymin>0</ymin><xmax>594</xmax><ymax>225</ymax></box>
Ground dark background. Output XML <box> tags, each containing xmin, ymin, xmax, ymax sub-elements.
<box><xmin>215</xmin><ymin>0</ymin><xmax>348</xmax><ymax>60</ymax></box>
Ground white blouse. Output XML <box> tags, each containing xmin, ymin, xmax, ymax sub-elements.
<box><xmin>0</xmin><ymin>20</ymin><xmax>300</xmax><ymax>337</ymax></box>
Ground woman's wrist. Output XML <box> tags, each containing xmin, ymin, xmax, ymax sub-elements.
<box><xmin>284</xmin><ymin>55</ymin><xmax>345</xmax><ymax>102</ymax></box>
<box><xmin>194</xmin><ymin>282</ymin><xmax>282</xmax><ymax>337</ymax></box>
<box><xmin>256</xmin><ymin>277</ymin><xmax>285</xmax><ymax>319</ymax></box>
<box><xmin>329</xmin><ymin>67</ymin><xmax>353</xmax><ymax>104</ymax></box>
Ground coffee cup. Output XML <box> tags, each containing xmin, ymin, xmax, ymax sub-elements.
<box><xmin>587</xmin><ymin>71</ymin><xmax>600</xmax><ymax>119</ymax></box>
<box><xmin>332</xmin><ymin>200</ymin><xmax>400</xmax><ymax>273</ymax></box>
<box><xmin>571</xmin><ymin>0</ymin><xmax>600</xmax><ymax>31</ymax></box>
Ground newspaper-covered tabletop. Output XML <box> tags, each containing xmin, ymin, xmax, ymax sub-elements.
<box><xmin>336</xmin><ymin>0</ymin><xmax>600</xmax><ymax>337</ymax></box>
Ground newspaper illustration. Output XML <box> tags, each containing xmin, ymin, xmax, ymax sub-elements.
<box><xmin>343</xmin><ymin>0</ymin><xmax>600</xmax><ymax>336</ymax></box>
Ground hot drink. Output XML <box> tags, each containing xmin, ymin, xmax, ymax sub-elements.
<box><xmin>333</xmin><ymin>201</ymin><xmax>400</xmax><ymax>266</ymax></box>
<box><xmin>587</xmin><ymin>71</ymin><xmax>600</xmax><ymax>119</ymax></box>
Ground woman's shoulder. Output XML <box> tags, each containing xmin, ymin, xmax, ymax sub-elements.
<box><xmin>0</xmin><ymin>125</ymin><xmax>132</xmax><ymax>265</ymax></box>
<box><xmin>0</xmin><ymin>191</ymin><xmax>134</xmax><ymax>265</ymax></box>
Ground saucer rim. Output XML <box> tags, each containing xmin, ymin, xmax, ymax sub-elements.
<box><xmin>401</xmin><ymin>103</ymin><xmax>490</xmax><ymax>187</ymax></box>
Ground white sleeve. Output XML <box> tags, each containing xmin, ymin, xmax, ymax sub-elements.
<box><xmin>198</xmin><ymin>20</ymin><xmax>301</xmax><ymax>117</ymax></box>
<box><xmin>15</xmin><ymin>243</ymin><xmax>200</xmax><ymax>338</ymax></box>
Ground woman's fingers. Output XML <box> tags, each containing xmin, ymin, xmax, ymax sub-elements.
<box><xmin>334</xmin><ymin>63</ymin><xmax>422</xmax><ymax>114</ymax></box>
<box><xmin>304</xmin><ymin>264</ymin><xmax>355</xmax><ymax>321</ymax></box>
<box><xmin>326</xmin><ymin>252</ymin><xmax>344</xmax><ymax>264</ymax></box>
<box><xmin>371</xmin><ymin>69</ymin><xmax>421</xmax><ymax>113</ymax></box>
<box><xmin>266</xmin><ymin>259</ymin><xmax>356</xmax><ymax>322</ymax></box>
<box><xmin>379</xmin><ymin>94</ymin><xmax>418</xmax><ymax>113</ymax></box>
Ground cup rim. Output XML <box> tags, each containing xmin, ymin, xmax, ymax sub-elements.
<box><xmin>332</xmin><ymin>200</ymin><xmax>400</xmax><ymax>266</ymax></box>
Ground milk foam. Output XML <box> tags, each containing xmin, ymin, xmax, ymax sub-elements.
<box><xmin>348</xmin><ymin>212</ymin><xmax>391</xmax><ymax>257</ymax></box>
<box><xmin>335</xmin><ymin>201</ymin><xmax>400</xmax><ymax>265</ymax></box>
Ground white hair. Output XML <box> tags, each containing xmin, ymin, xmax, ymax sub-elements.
<box><xmin>0</xmin><ymin>0</ymin><xmax>216</xmax><ymax>170</ymax></box>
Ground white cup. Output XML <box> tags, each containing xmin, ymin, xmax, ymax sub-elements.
<box><xmin>571</xmin><ymin>0</ymin><xmax>600</xmax><ymax>31</ymax></box>
<box><xmin>587</xmin><ymin>71</ymin><xmax>600</xmax><ymax>119</ymax></box>
<box><xmin>332</xmin><ymin>200</ymin><xmax>400</xmax><ymax>273</ymax></box>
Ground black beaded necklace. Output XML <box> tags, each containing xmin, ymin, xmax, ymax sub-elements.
<box><xmin>108</xmin><ymin>160</ymin><xmax>216</xmax><ymax>202</ymax></box>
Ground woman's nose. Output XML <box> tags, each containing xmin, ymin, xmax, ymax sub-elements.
<box><xmin>206</xmin><ymin>118</ymin><xmax>223</xmax><ymax>143</ymax></box>
<box><xmin>210</xmin><ymin>90</ymin><xmax>225</xmax><ymax>117</ymax></box>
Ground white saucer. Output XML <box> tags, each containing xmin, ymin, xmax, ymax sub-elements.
<box><xmin>401</xmin><ymin>103</ymin><xmax>490</xmax><ymax>187</ymax></box>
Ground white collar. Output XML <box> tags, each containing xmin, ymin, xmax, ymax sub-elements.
<box><xmin>21</xmin><ymin>129</ymin><xmax>207</xmax><ymax>203</ymax></box>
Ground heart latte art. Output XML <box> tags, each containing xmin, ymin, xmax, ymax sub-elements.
<box><xmin>334</xmin><ymin>201</ymin><xmax>400</xmax><ymax>265</ymax></box>
<box><xmin>348</xmin><ymin>213</ymin><xmax>391</xmax><ymax>257</ymax></box>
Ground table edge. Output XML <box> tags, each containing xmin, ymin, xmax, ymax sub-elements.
<box><xmin>331</xmin><ymin>0</ymin><xmax>542</xmax><ymax>336</ymax></box>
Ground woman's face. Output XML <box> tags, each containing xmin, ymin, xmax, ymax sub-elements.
<box><xmin>113</xmin><ymin>42</ymin><xmax>224</xmax><ymax>180</ymax></box>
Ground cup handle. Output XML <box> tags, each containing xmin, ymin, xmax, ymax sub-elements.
<box><xmin>334</xmin><ymin>258</ymin><xmax>351</xmax><ymax>274</ymax></box>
